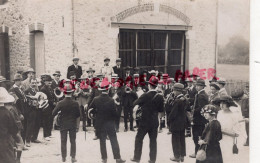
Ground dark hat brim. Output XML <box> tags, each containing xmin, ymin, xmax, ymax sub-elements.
<box><xmin>209</xmin><ymin>83</ymin><xmax>220</xmax><ymax>90</ymax></box>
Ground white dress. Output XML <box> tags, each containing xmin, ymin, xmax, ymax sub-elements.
<box><xmin>217</xmin><ymin>109</ymin><xmax>240</xmax><ymax>162</ymax></box>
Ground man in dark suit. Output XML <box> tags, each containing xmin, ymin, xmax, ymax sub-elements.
<box><xmin>67</xmin><ymin>57</ymin><xmax>82</xmax><ymax>80</ymax></box>
<box><xmin>168</xmin><ymin>83</ymin><xmax>187</xmax><ymax>162</ymax></box>
<box><xmin>189</xmin><ymin>79</ymin><xmax>209</xmax><ymax>158</ymax></box>
<box><xmin>51</xmin><ymin>70</ymin><xmax>61</xmax><ymax>89</ymax></box>
<box><xmin>40</xmin><ymin>75</ymin><xmax>57</xmax><ymax>140</ymax></box>
<box><xmin>86</xmin><ymin>73</ymin><xmax>103</xmax><ymax>140</ymax></box>
<box><xmin>52</xmin><ymin>85</ymin><xmax>80</xmax><ymax>163</ymax></box>
<box><xmin>121</xmin><ymin>84</ymin><xmax>138</xmax><ymax>132</ymax></box>
<box><xmin>24</xmin><ymin>79</ymin><xmax>39</xmax><ymax>147</ymax></box>
<box><xmin>124</xmin><ymin>66</ymin><xmax>133</xmax><ymax>86</ymax></box>
<box><xmin>131</xmin><ymin>76</ymin><xmax>164</xmax><ymax>163</ymax></box>
<box><xmin>9</xmin><ymin>74</ymin><xmax>28</xmax><ymax>144</ymax></box>
<box><xmin>89</xmin><ymin>80</ymin><xmax>126</xmax><ymax>163</ymax></box>
<box><xmin>113</xmin><ymin>58</ymin><xmax>123</xmax><ymax>79</ymax></box>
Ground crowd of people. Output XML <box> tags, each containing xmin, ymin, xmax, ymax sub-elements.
<box><xmin>0</xmin><ymin>56</ymin><xmax>249</xmax><ymax>163</ymax></box>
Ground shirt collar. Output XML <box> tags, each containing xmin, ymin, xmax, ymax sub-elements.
<box><xmin>176</xmin><ymin>94</ymin><xmax>184</xmax><ymax>98</ymax></box>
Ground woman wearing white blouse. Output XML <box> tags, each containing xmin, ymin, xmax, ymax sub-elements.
<box><xmin>217</xmin><ymin>95</ymin><xmax>240</xmax><ymax>162</ymax></box>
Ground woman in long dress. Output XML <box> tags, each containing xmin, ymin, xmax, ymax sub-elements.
<box><xmin>196</xmin><ymin>104</ymin><xmax>223</xmax><ymax>163</ymax></box>
<box><xmin>217</xmin><ymin>95</ymin><xmax>240</xmax><ymax>162</ymax></box>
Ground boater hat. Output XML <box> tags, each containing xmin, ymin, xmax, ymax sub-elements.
<box><xmin>23</xmin><ymin>68</ymin><xmax>35</xmax><ymax>74</ymax></box>
<box><xmin>209</xmin><ymin>82</ymin><xmax>220</xmax><ymax>90</ymax></box>
<box><xmin>0</xmin><ymin>76</ymin><xmax>7</xmax><ymax>83</ymax></box>
<box><xmin>116</xmin><ymin>58</ymin><xmax>122</xmax><ymax>62</ymax></box>
<box><xmin>86</xmin><ymin>68</ymin><xmax>95</xmax><ymax>73</ymax></box>
<box><xmin>13</xmin><ymin>74</ymin><xmax>23</xmax><ymax>81</ymax></box>
<box><xmin>53</xmin><ymin>71</ymin><xmax>61</xmax><ymax>76</ymax></box>
<box><xmin>72</xmin><ymin>57</ymin><xmax>79</xmax><ymax>61</ymax></box>
<box><xmin>0</xmin><ymin>87</ymin><xmax>15</xmax><ymax>104</ymax></box>
<box><xmin>98</xmin><ymin>79</ymin><xmax>110</xmax><ymax>91</ymax></box>
<box><xmin>147</xmin><ymin>76</ymin><xmax>159</xmax><ymax>86</ymax></box>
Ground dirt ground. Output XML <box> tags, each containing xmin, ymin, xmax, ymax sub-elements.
<box><xmin>21</xmin><ymin>123</ymin><xmax>249</xmax><ymax>163</ymax></box>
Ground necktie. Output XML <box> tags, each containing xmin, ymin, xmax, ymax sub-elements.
<box><xmin>193</xmin><ymin>93</ymin><xmax>198</xmax><ymax>110</ymax></box>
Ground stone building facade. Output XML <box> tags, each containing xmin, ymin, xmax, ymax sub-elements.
<box><xmin>0</xmin><ymin>0</ymin><xmax>218</xmax><ymax>80</ymax></box>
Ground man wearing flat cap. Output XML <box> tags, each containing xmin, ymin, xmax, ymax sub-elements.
<box><xmin>168</xmin><ymin>83</ymin><xmax>188</xmax><ymax>162</ymax></box>
<box><xmin>67</xmin><ymin>57</ymin><xmax>82</xmax><ymax>80</ymax></box>
<box><xmin>189</xmin><ymin>79</ymin><xmax>209</xmax><ymax>158</ymax></box>
<box><xmin>100</xmin><ymin>57</ymin><xmax>114</xmax><ymax>81</ymax></box>
<box><xmin>131</xmin><ymin>76</ymin><xmax>164</xmax><ymax>163</ymax></box>
<box><xmin>113</xmin><ymin>58</ymin><xmax>123</xmax><ymax>79</ymax></box>
<box><xmin>9</xmin><ymin>74</ymin><xmax>28</xmax><ymax>143</ymax></box>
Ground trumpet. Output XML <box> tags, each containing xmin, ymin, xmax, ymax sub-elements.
<box><xmin>54</xmin><ymin>87</ymin><xmax>64</xmax><ymax>99</ymax></box>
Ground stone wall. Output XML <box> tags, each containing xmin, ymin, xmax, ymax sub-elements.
<box><xmin>0</xmin><ymin>0</ymin><xmax>217</xmax><ymax>79</ymax></box>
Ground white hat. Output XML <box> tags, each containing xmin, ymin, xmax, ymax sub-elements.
<box><xmin>0</xmin><ymin>87</ymin><xmax>15</xmax><ymax>104</ymax></box>
<box><xmin>72</xmin><ymin>57</ymin><xmax>79</xmax><ymax>61</ymax></box>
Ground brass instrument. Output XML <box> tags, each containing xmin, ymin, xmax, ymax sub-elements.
<box><xmin>54</xmin><ymin>87</ymin><xmax>64</xmax><ymax>99</ymax></box>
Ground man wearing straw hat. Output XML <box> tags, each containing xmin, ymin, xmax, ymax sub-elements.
<box><xmin>22</xmin><ymin>68</ymin><xmax>36</xmax><ymax>91</ymax></box>
<box><xmin>67</xmin><ymin>57</ymin><xmax>83</xmax><ymax>80</ymax></box>
<box><xmin>89</xmin><ymin>79</ymin><xmax>126</xmax><ymax>163</ymax></box>
<box><xmin>0</xmin><ymin>87</ymin><xmax>19</xmax><ymax>163</ymax></box>
<box><xmin>101</xmin><ymin>57</ymin><xmax>114</xmax><ymax>81</ymax></box>
<box><xmin>131</xmin><ymin>76</ymin><xmax>164</xmax><ymax>163</ymax></box>
<box><xmin>51</xmin><ymin>70</ymin><xmax>62</xmax><ymax>89</ymax></box>
<box><xmin>53</xmin><ymin>83</ymin><xmax>80</xmax><ymax>163</ymax></box>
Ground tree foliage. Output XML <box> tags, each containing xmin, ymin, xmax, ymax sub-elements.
<box><xmin>218</xmin><ymin>35</ymin><xmax>249</xmax><ymax>65</ymax></box>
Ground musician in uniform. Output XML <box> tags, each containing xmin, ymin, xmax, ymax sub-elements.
<box><xmin>168</xmin><ymin>83</ymin><xmax>187</xmax><ymax>162</ymax></box>
<box><xmin>113</xmin><ymin>58</ymin><xmax>123</xmax><ymax>79</ymax></box>
<box><xmin>51</xmin><ymin>71</ymin><xmax>61</xmax><ymax>89</ymax></box>
<box><xmin>121</xmin><ymin>84</ymin><xmax>138</xmax><ymax>132</ymax></box>
<box><xmin>22</xmin><ymin>68</ymin><xmax>36</xmax><ymax>91</ymax></box>
<box><xmin>52</xmin><ymin>85</ymin><xmax>80</xmax><ymax>163</ymax></box>
<box><xmin>139</xmin><ymin>70</ymin><xmax>148</xmax><ymax>92</ymax></box>
<box><xmin>89</xmin><ymin>80</ymin><xmax>126</xmax><ymax>163</ymax></box>
<box><xmin>86</xmin><ymin>68</ymin><xmax>95</xmax><ymax>126</ymax></box>
<box><xmin>131</xmin><ymin>76</ymin><xmax>164</xmax><ymax>163</ymax></box>
<box><xmin>109</xmin><ymin>81</ymin><xmax>123</xmax><ymax>132</ymax></box>
<box><xmin>86</xmin><ymin>73</ymin><xmax>103</xmax><ymax>140</ymax></box>
<box><xmin>124</xmin><ymin>66</ymin><xmax>132</xmax><ymax>86</ymax></box>
<box><xmin>67</xmin><ymin>57</ymin><xmax>82</xmax><ymax>80</ymax></box>
<box><xmin>100</xmin><ymin>57</ymin><xmax>114</xmax><ymax>81</ymax></box>
<box><xmin>40</xmin><ymin>75</ymin><xmax>57</xmax><ymax>141</ymax></box>
<box><xmin>189</xmin><ymin>79</ymin><xmax>209</xmax><ymax>158</ymax></box>
<box><xmin>24</xmin><ymin>79</ymin><xmax>39</xmax><ymax>147</ymax></box>
<box><xmin>75</xmin><ymin>73</ymin><xmax>91</xmax><ymax>131</ymax></box>
<box><xmin>87</xmin><ymin>67</ymin><xmax>95</xmax><ymax>78</ymax></box>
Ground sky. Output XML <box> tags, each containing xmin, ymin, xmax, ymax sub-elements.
<box><xmin>218</xmin><ymin>0</ymin><xmax>250</xmax><ymax>46</ymax></box>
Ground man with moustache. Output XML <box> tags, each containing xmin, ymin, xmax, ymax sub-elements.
<box><xmin>67</xmin><ymin>57</ymin><xmax>83</xmax><ymax>80</ymax></box>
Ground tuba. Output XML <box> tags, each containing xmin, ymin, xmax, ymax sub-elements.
<box><xmin>54</xmin><ymin>87</ymin><xmax>64</xmax><ymax>99</ymax></box>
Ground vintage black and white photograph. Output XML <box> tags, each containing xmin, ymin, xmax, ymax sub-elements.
<box><xmin>0</xmin><ymin>0</ymin><xmax>250</xmax><ymax>163</ymax></box>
